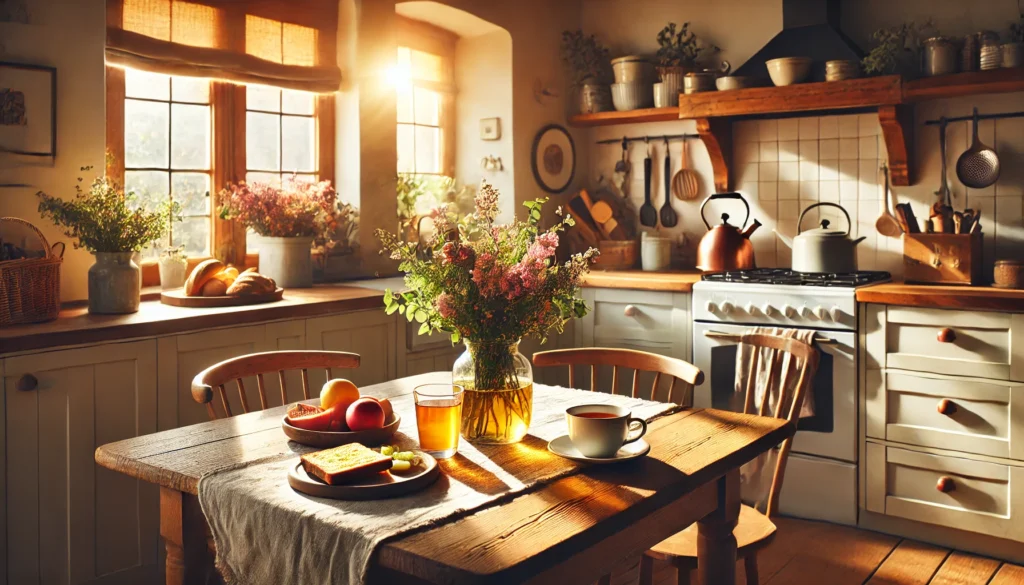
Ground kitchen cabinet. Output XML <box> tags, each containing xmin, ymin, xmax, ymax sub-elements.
<box><xmin>575</xmin><ymin>288</ymin><xmax>691</xmax><ymax>401</ymax></box>
<box><xmin>2</xmin><ymin>341</ymin><xmax>160</xmax><ymax>585</ymax></box>
<box><xmin>306</xmin><ymin>310</ymin><xmax>398</xmax><ymax>390</ymax></box>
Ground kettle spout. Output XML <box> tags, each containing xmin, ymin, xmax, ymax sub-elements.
<box><xmin>852</xmin><ymin>236</ymin><xmax>867</xmax><ymax>246</ymax></box>
<box><xmin>773</xmin><ymin>228</ymin><xmax>794</xmax><ymax>249</ymax></box>
<box><xmin>740</xmin><ymin>219</ymin><xmax>762</xmax><ymax>238</ymax></box>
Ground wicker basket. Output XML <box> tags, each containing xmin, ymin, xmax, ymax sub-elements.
<box><xmin>0</xmin><ymin>218</ymin><xmax>64</xmax><ymax>326</ymax></box>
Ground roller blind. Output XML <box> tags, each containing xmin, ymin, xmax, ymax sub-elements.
<box><xmin>106</xmin><ymin>0</ymin><xmax>340</xmax><ymax>92</ymax></box>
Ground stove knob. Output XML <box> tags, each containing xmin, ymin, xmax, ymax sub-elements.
<box><xmin>720</xmin><ymin>302</ymin><xmax>734</xmax><ymax>315</ymax></box>
<box><xmin>813</xmin><ymin>306</ymin><xmax>829</xmax><ymax>321</ymax></box>
<box><xmin>829</xmin><ymin>306</ymin><xmax>843</xmax><ymax>322</ymax></box>
<box><xmin>745</xmin><ymin>302</ymin><xmax>757</xmax><ymax>314</ymax></box>
<box><xmin>782</xmin><ymin>304</ymin><xmax>797</xmax><ymax>319</ymax></box>
<box><xmin>762</xmin><ymin>303</ymin><xmax>776</xmax><ymax>317</ymax></box>
<box><xmin>705</xmin><ymin>301</ymin><xmax>718</xmax><ymax>314</ymax></box>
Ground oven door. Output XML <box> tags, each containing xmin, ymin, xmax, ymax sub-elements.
<box><xmin>692</xmin><ymin>321</ymin><xmax>856</xmax><ymax>463</ymax></box>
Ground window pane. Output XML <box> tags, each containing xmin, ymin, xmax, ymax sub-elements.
<box><xmin>125</xmin><ymin>99</ymin><xmax>169</xmax><ymax>168</ymax></box>
<box><xmin>247</xmin><ymin>84</ymin><xmax>280</xmax><ymax>112</ymax></box>
<box><xmin>415</xmin><ymin>126</ymin><xmax>440</xmax><ymax>173</ymax></box>
<box><xmin>397</xmin><ymin>124</ymin><xmax>415</xmax><ymax>173</ymax></box>
<box><xmin>125</xmin><ymin>69</ymin><xmax>170</xmax><ymax>100</ymax></box>
<box><xmin>246</xmin><ymin>171</ymin><xmax>282</xmax><ymax>187</ymax></box>
<box><xmin>414</xmin><ymin>87</ymin><xmax>439</xmax><ymax>126</ymax></box>
<box><xmin>396</xmin><ymin>86</ymin><xmax>413</xmax><ymax>124</ymax></box>
<box><xmin>282</xmin><ymin>116</ymin><xmax>315</xmax><ymax>173</ymax></box>
<box><xmin>171</xmin><ymin>76</ymin><xmax>210</xmax><ymax>103</ymax></box>
<box><xmin>171</xmin><ymin>103</ymin><xmax>211</xmax><ymax>170</ymax></box>
<box><xmin>411</xmin><ymin>49</ymin><xmax>444</xmax><ymax>83</ymax></box>
<box><xmin>172</xmin><ymin>172</ymin><xmax>210</xmax><ymax>215</ymax></box>
<box><xmin>282</xmin><ymin>89</ymin><xmax>314</xmax><ymax>115</ymax></box>
<box><xmin>397</xmin><ymin>47</ymin><xmax>412</xmax><ymax>70</ymax></box>
<box><xmin>125</xmin><ymin>170</ymin><xmax>169</xmax><ymax>213</ymax></box>
<box><xmin>172</xmin><ymin>216</ymin><xmax>210</xmax><ymax>256</ymax></box>
<box><xmin>247</xmin><ymin>112</ymin><xmax>281</xmax><ymax>171</ymax></box>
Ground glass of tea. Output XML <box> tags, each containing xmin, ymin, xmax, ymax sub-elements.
<box><xmin>414</xmin><ymin>384</ymin><xmax>464</xmax><ymax>459</ymax></box>
<box><xmin>565</xmin><ymin>404</ymin><xmax>647</xmax><ymax>458</ymax></box>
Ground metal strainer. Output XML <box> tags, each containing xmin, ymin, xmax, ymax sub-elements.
<box><xmin>956</xmin><ymin>107</ymin><xmax>1001</xmax><ymax>189</ymax></box>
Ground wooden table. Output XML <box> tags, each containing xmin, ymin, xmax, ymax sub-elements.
<box><xmin>95</xmin><ymin>372</ymin><xmax>792</xmax><ymax>585</ymax></box>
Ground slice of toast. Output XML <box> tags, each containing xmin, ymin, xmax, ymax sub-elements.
<box><xmin>300</xmin><ymin>443</ymin><xmax>393</xmax><ymax>486</ymax></box>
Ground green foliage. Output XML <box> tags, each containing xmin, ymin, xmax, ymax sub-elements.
<box><xmin>862</xmin><ymin>21</ymin><xmax>936</xmax><ymax>76</ymax></box>
<box><xmin>656</xmin><ymin>21</ymin><xmax>718</xmax><ymax>70</ymax></box>
<box><xmin>36</xmin><ymin>168</ymin><xmax>180</xmax><ymax>253</ymax></box>
<box><xmin>560</xmin><ymin>30</ymin><xmax>612</xmax><ymax>87</ymax></box>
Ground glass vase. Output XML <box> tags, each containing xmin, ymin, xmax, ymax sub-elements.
<box><xmin>453</xmin><ymin>339</ymin><xmax>533</xmax><ymax>444</ymax></box>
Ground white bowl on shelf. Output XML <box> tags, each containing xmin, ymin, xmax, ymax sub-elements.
<box><xmin>611</xmin><ymin>82</ymin><xmax>653</xmax><ymax>111</ymax></box>
<box><xmin>766</xmin><ymin>57</ymin><xmax>813</xmax><ymax>86</ymax></box>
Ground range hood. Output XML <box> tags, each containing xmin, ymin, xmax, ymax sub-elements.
<box><xmin>732</xmin><ymin>0</ymin><xmax>864</xmax><ymax>81</ymax></box>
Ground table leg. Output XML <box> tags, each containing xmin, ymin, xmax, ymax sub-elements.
<box><xmin>695</xmin><ymin>470</ymin><xmax>740</xmax><ymax>585</ymax></box>
<box><xmin>160</xmin><ymin>487</ymin><xmax>216</xmax><ymax>585</ymax></box>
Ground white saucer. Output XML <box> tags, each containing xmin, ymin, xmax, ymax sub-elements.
<box><xmin>547</xmin><ymin>435</ymin><xmax>651</xmax><ymax>464</ymax></box>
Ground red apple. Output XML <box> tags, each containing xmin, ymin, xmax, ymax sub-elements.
<box><xmin>346</xmin><ymin>397</ymin><xmax>385</xmax><ymax>431</ymax></box>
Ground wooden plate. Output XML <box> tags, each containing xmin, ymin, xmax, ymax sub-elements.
<box><xmin>282</xmin><ymin>413</ymin><xmax>401</xmax><ymax>448</ymax></box>
<box><xmin>288</xmin><ymin>451</ymin><xmax>439</xmax><ymax>500</ymax></box>
<box><xmin>159</xmin><ymin>288</ymin><xmax>284</xmax><ymax>308</ymax></box>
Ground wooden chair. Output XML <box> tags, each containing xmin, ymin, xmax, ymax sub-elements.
<box><xmin>191</xmin><ymin>350</ymin><xmax>360</xmax><ymax>420</ymax></box>
<box><xmin>531</xmin><ymin>347</ymin><xmax>705</xmax><ymax>404</ymax></box>
<box><xmin>639</xmin><ymin>333</ymin><xmax>820</xmax><ymax>585</ymax></box>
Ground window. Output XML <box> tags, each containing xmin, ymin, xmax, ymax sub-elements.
<box><xmin>396</xmin><ymin>47</ymin><xmax>445</xmax><ymax>175</ymax></box>
<box><xmin>123</xmin><ymin>69</ymin><xmax>212</xmax><ymax>257</ymax></box>
<box><xmin>245</xmin><ymin>85</ymin><xmax>318</xmax><ymax>187</ymax></box>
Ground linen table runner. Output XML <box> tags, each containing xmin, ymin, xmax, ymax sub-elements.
<box><xmin>198</xmin><ymin>384</ymin><xmax>677</xmax><ymax>585</ymax></box>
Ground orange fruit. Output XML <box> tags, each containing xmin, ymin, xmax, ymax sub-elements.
<box><xmin>321</xmin><ymin>378</ymin><xmax>360</xmax><ymax>412</ymax></box>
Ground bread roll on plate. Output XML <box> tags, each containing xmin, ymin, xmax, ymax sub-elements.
<box><xmin>184</xmin><ymin>259</ymin><xmax>224</xmax><ymax>296</ymax></box>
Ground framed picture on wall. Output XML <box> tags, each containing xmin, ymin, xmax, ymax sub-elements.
<box><xmin>480</xmin><ymin>117</ymin><xmax>501</xmax><ymax>140</ymax></box>
<box><xmin>0</xmin><ymin>62</ymin><xmax>57</xmax><ymax>157</ymax></box>
<box><xmin>530</xmin><ymin>124</ymin><xmax>575</xmax><ymax>194</ymax></box>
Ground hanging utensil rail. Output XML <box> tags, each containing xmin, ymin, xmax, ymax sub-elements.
<box><xmin>924</xmin><ymin>110</ymin><xmax>1024</xmax><ymax>125</ymax></box>
<box><xmin>596</xmin><ymin>133</ymin><xmax>701</xmax><ymax>145</ymax></box>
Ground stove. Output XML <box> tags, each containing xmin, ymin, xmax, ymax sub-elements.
<box><xmin>690</xmin><ymin>270</ymin><xmax>887</xmax><ymax>527</ymax></box>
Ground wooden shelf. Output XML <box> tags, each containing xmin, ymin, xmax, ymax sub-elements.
<box><xmin>568</xmin><ymin>106</ymin><xmax>679</xmax><ymax>127</ymax></box>
<box><xmin>904</xmin><ymin>67</ymin><xmax>1024</xmax><ymax>102</ymax></box>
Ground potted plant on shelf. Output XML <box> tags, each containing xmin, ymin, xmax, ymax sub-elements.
<box><xmin>376</xmin><ymin>183</ymin><xmax>597</xmax><ymax>445</ymax></box>
<box><xmin>560</xmin><ymin>29</ymin><xmax>613</xmax><ymax>114</ymax></box>
<box><xmin>1006</xmin><ymin>12</ymin><xmax>1024</xmax><ymax>68</ymax></box>
<box><xmin>862</xmin><ymin>21</ymin><xmax>935</xmax><ymax>77</ymax></box>
<box><xmin>36</xmin><ymin>169</ymin><xmax>178</xmax><ymax>314</ymax></box>
<box><xmin>655</xmin><ymin>21</ymin><xmax>719</xmax><ymax>106</ymax></box>
<box><xmin>218</xmin><ymin>179</ymin><xmax>341</xmax><ymax>288</ymax></box>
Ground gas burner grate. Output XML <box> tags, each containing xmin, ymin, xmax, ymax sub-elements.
<box><xmin>702</xmin><ymin>269</ymin><xmax>891</xmax><ymax>287</ymax></box>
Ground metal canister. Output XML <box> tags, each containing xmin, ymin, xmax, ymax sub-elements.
<box><xmin>923</xmin><ymin>37</ymin><xmax>958</xmax><ymax>76</ymax></box>
<box><xmin>960</xmin><ymin>33</ymin><xmax>978</xmax><ymax>71</ymax></box>
<box><xmin>979</xmin><ymin>31</ymin><xmax>1002</xmax><ymax>70</ymax></box>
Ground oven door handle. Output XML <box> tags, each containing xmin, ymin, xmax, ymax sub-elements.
<box><xmin>702</xmin><ymin>330</ymin><xmax>838</xmax><ymax>345</ymax></box>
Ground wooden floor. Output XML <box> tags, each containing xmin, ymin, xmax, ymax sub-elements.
<box><xmin>608</xmin><ymin>516</ymin><xmax>1024</xmax><ymax>585</ymax></box>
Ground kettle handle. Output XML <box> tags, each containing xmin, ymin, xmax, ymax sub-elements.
<box><xmin>700</xmin><ymin>192</ymin><xmax>750</xmax><ymax>230</ymax></box>
<box><xmin>797</xmin><ymin>202</ymin><xmax>851</xmax><ymax>236</ymax></box>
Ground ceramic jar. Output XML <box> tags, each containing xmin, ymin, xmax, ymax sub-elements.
<box><xmin>158</xmin><ymin>255</ymin><xmax>188</xmax><ymax>290</ymax></box>
<box><xmin>1002</xmin><ymin>43</ymin><xmax>1024</xmax><ymax>69</ymax></box>
<box><xmin>256</xmin><ymin>235</ymin><xmax>313</xmax><ymax>288</ymax></box>
<box><xmin>88</xmin><ymin>252</ymin><xmax>141</xmax><ymax>314</ymax></box>
<box><xmin>641</xmin><ymin>233</ymin><xmax>672</xmax><ymax>271</ymax></box>
<box><xmin>653</xmin><ymin>69</ymin><xmax>684</xmax><ymax>107</ymax></box>
<box><xmin>922</xmin><ymin>37</ymin><xmax>958</xmax><ymax>76</ymax></box>
<box><xmin>610</xmin><ymin>56</ymin><xmax>652</xmax><ymax>83</ymax></box>
<box><xmin>579</xmin><ymin>81</ymin><xmax>612</xmax><ymax>114</ymax></box>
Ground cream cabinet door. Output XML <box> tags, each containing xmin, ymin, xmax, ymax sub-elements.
<box><xmin>3</xmin><ymin>341</ymin><xmax>159</xmax><ymax>585</ymax></box>
<box><xmin>306</xmin><ymin>310</ymin><xmax>398</xmax><ymax>388</ymax></box>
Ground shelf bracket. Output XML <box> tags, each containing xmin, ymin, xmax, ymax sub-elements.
<box><xmin>696</xmin><ymin>118</ymin><xmax>732</xmax><ymax>192</ymax></box>
<box><xmin>878</xmin><ymin>104</ymin><xmax>914</xmax><ymax>186</ymax></box>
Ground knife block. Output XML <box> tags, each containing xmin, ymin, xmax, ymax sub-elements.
<box><xmin>903</xmin><ymin>232</ymin><xmax>983</xmax><ymax>285</ymax></box>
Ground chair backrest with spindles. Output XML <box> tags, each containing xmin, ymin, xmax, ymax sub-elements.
<box><xmin>736</xmin><ymin>333</ymin><xmax>819</xmax><ymax>518</ymax></box>
<box><xmin>531</xmin><ymin>348</ymin><xmax>704</xmax><ymax>406</ymax></box>
<box><xmin>191</xmin><ymin>350</ymin><xmax>360</xmax><ymax>420</ymax></box>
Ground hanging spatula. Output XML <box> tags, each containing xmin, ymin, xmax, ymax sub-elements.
<box><xmin>659</xmin><ymin>138</ymin><xmax>678</xmax><ymax>227</ymax></box>
<box><xmin>639</xmin><ymin>141</ymin><xmax>658</xmax><ymax>228</ymax></box>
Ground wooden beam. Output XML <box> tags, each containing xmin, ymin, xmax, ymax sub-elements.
<box><xmin>696</xmin><ymin>118</ymin><xmax>732</xmax><ymax>193</ymax></box>
<box><xmin>569</xmin><ymin>107</ymin><xmax>680</xmax><ymax>128</ymax></box>
<box><xmin>903</xmin><ymin>67</ymin><xmax>1024</xmax><ymax>102</ymax></box>
<box><xmin>878</xmin><ymin>104</ymin><xmax>914</xmax><ymax>187</ymax></box>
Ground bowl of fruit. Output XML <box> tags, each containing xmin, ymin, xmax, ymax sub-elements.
<box><xmin>282</xmin><ymin>379</ymin><xmax>400</xmax><ymax>447</ymax></box>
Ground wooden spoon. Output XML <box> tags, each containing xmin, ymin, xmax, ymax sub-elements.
<box><xmin>875</xmin><ymin>163</ymin><xmax>902</xmax><ymax>238</ymax></box>
<box><xmin>672</xmin><ymin>139</ymin><xmax>700</xmax><ymax>200</ymax></box>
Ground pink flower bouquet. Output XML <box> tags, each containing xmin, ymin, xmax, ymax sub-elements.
<box><xmin>218</xmin><ymin>180</ymin><xmax>341</xmax><ymax>238</ymax></box>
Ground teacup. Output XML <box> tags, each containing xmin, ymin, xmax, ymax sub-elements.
<box><xmin>566</xmin><ymin>404</ymin><xmax>647</xmax><ymax>458</ymax></box>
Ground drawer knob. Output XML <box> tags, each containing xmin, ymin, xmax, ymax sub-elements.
<box><xmin>937</xmin><ymin>328</ymin><xmax>956</xmax><ymax>343</ymax></box>
<box><xmin>937</xmin><ymin>399</ymin><xmax>956</xmax><ymax>415</ymax></box>
<box><xmin>16</xmin><ymin>374</ymin><xmax>38</xmax><ymax>392</ymax></box>
<box><xmin>936</xmin><ymin>476</ymin><xmax>956</xmax><ymax>493</ymax></box>
<box><xmin>623</xmin><ymin>305</ymin><xmax>639</xmax><ymax>317</ymax></box>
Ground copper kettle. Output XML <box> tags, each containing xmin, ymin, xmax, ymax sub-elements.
<box><xmin>696</xmin><ymin>192</ymin><xmax>761</xmax><ymax>272</ymax></box>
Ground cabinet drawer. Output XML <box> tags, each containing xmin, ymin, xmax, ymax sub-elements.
<box><xmin>871</xmin><ymin>307</ymin><xmax>1024</xmax><ymax>381</ymax></box>
<box><xmin>865</xmin><ymin>370</ymin><xmax>1024</xmax><ymax>460</ymax></box>
<box><xmin>590</xmin><ymin>289</ymin><xmax>687</xmax><ymax>346</ymax></box>
<box><xmin>864</xmin><ymin>443</ymin><xmax>1024</xmax><ymax>542</ymax></box>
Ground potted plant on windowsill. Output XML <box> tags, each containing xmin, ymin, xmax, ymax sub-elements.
<box><xmin>560</xmin><ymin>29</ymin><xmax>613</xmax><ymax>114</ymax></box>
<box><xmin>655</xmin><ymin>22</ymin><xmax>718</xmax><ymax>107</ymax></box>
<box><xmin>218</xmin><ymin>179</ymin><xmax>341</xmax><ymax>288</ymax></box>
<box><xmin>36</xmin><ymin>169</ymin><xmax>179</xmax><ymax>314</ymax></box>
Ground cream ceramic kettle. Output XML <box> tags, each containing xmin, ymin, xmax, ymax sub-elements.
<box><xmin>774</xmin><ymin>202</ymin><xmax>866</xmax><ymax>273</ymax></box>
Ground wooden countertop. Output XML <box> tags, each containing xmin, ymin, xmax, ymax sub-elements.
<box><xmin>856</xmin><ymin>282</ymin><xmax>1024</xmax><ymax>312</ymax></box>
<box><xmin>0</xmin><ymin>283</ymin><xmax>387</xmax><ymax>355</ymax></box>
<box><xmin>583</xmin><ymin>270</ymin><xmax>703</xmax><ymax>292</ymax></box>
